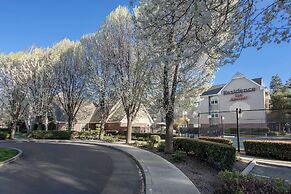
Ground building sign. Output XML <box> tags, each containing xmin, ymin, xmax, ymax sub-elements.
<box><xmin>230</xmin><ymin>93</ymin><xmax>248</xmax><ymax>101</ymax></box>
<box><xmin>223</xmin><ymin>87</ymin><xmax>256</xmax><ymax>95</ymax></box>
<box><xmin>223</xmin><ymin>87</ymin><xmax>256</xmax><ymax>101</ymax></box>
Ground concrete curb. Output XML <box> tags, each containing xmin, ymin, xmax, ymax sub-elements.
<box><xmin>0</xmin><ymin>147</ymin><xmax>22</xmax><ymax>167</ymax></box>
<box><xmin>242</xmin><ymin>159</ymin><xmax>256</xmax><ymax>175</ymax></box>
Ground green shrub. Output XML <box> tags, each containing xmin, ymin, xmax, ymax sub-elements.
<box><xmin>157</xmin><ymin>142</ymin><xmax>165</xmax><ymax>152</ymax></box>
<box><xmin>244</xmin><ymin>140</ymin><xmax>291</xmax><ymax>161</ymax></box>
<box><xmin>279</xmin><ymin>130</ymin><xmax>287</xmax><ymax>136</ymax></box>
<box><xmin>268</xmin><ymin>131</ymin><xmax>280</xmax><ymax>136</ymax></box>
<box><xmin>0</xmin><ymin>131</ymin><xmax>11</xmax><ymax>140</ymax></box>
<box><xmin>172</xmin><ymin>150</ymin><xmax>187</xmax><ymax>162</ymax></box>
<box><xmin>129</xmin><ymin>133</ymin><xmax>177</xmax><ymax>140</ymax></box>
<box><xmin>102</xmin><ymin>134</ymin><xmax>117</xmax><ymax>143</ymax></box>
<box><xmin>173</xmin><ymin>138</ymin><xmax>236</xmax><ymax>170</ymax></box>
<box><xmin>216</xmin><ymin>170</ymin><xmax>291</xmax><ymax>194</ymax></box>
<box><xmin>199</xmin><ymin>137</ymin><xmax>233</xmax><ymax>145</ymax></box>
<box><xmin>77</xmin><ymin>130</ymin><xmax>100</xmax><ymax>140</ymax></box>
<box><xmin>150</xmin><ymin>135</ymin><xmax>161</xmax><ymax>144</ymax></box>
<box><xmin>47</xmin><ymin>122</ymin><xmax>57</xmax><ymax>131</ymax></box>
<box><xmin>28</xmin><ymin>130</ymin><xmax>72</xmax><ymax>140</ymax></box>
<box><xmin>133</xmin><ymin>140</ymin><xmax>148</xmax><ymax>147</ymax></box>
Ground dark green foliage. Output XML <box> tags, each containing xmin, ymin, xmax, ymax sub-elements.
<box><xmin>173</xmin><ymin>138</ymin><xmax>236</xmax><ymax>170</ymax></box>
<box><xmin>31</xmin><ymin>123</ymin><xmax>38</xmax><ymax>131</ymax></box>
<box><xmin>244</xmin><ymin>140</ymin><xmax>291</xmax><ymax>161</ymax></box>
<box><xmin>216</xmin><ymin>170</ymin><xmax>291</xmax><ymax>194</ymax></box>
<box><xmin>199</xmin><ymin>137</ymin><xmax>233</xmax><ymax>145</ymax></box>
<box><xmin>77</xmin><ymin>130</ymin><xmax>100</xmax><ymax>140</ymax></box>
<box><xmin>0</xmin><ymin>131</ymin><xmax>11</xmax><ymax>140</ymax></box>
<box><xmin>157</xmin><ymin>142</ymin><xmax>165</xmax><ymax>152</ymax></box>
<box><xmin>38</xmin><ymin>123</ymin><xmax>46</xmax><ymax>131</ymax></box>
<box><xmin>47</xmin><ymin>122</ymin><xmax>57</xmax><ymax>131</ymax></box>
<box><xmin>172</xmin><ymin>151</ymin><xmax>187</xmax><ymax>162</ymax></box>
<box><xmin>270</xmin><ymin>74</ymin><xmax>283</xmax><ymax>93</ymax></box>
<box><xmin>28</xmin><ymin>130</ymin><xmax>72</xmax><ymax>140</ymax></box>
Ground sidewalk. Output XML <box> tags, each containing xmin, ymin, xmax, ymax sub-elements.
<box><xmin>17</xmin><ymin>139</ymin><xmax>200</xmax><ymax>194</ymax></box>
<box><xmin>240</xmin><ymin>154</ymin><xmax>291</xmax><ymax>168</ymax></box>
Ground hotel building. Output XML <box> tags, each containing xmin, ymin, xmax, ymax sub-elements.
<box><xmin>190</xmin><ymin>73</ymin><xmax>270</xmax><ymax>129</ymax></box>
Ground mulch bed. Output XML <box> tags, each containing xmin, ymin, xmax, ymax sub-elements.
<box><xmin>142</xmin><ymin>147</ymin><xmax>249</xmax><ymax>194</ymax></box>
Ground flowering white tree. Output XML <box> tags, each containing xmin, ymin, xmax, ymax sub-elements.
<box><xmin>98</xmin><ymin>6</ymin><xmax>153</xmax><ymax>143</ymax></box>
<box><xmin>0</xmin><ymin>52</ymin><xmax>29</xmax><ymax>138</ymax></box>
<box><xmin>22</xmin><ymin>47</ymin><xmax>57</xmax><ymax>131</ymax></box>
<box><xmin>81</xmin><ymin>32</ymin><xmax>117</xmax><ymax>139</ymax></box>
<box><xmin>52</xmin><ymin>39</ymin><xmax>91</xmax><ymax>131</ymax></box>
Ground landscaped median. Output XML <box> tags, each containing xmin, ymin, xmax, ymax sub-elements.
<box><xmin>244</xmin><ymin>140</ymin><xmax>291</xmax><ymax>161</ymax></box>
<box><xmin>0</xmin><ymin>147</ymin><xmax>22</xmax><ymax>166</ymax></box>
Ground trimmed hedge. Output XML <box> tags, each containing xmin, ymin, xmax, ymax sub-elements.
<box><xmin>199</xmin><ymin>137</ymin><xmax>233</xmax><ymax>145</ymax></box>
<box><xmin>173</xmin><ymin>138</ymin><xmax>236</xmax><ymax>170</ymax></box>
<box><xmin>28</xmin><ymin>130</ymin><xmax>72</xmax><ymax>140</ymax></box>
<box><xmin>244</xmin><ymin>140</ymin><xmax>291</xmax><ymax>161</ymax></box>
<box><xmin>0</xmin><ymin>131</ymin><xmax>11</xmax><ymax>140</ymax></box>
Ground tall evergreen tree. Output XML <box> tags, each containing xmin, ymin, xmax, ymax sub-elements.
<box><xmin>270</xmin><ymin>74</ymin><xmax>283</xmax><ymax>93</ymax></box>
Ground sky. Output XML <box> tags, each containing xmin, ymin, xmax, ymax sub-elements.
<box><xmin>0</xmin><ymin>0</ymin><xmax>290</xmax><ymax>87</ymax></box>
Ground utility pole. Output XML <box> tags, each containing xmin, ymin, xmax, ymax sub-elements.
<box><xmin>236</xmin><ymin>108</ymin><xmax>241</xmax><ymax>152</ymax></box>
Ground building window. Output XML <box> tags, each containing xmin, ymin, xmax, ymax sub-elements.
<box><xmin>210</xmin><ymin>98</ymin><xmax>218</xmax><ymax>105</ymax></box>
<box><xmin>210</xmin><ymin>111</ymin><xmax>219</xmax><ymax>118</ymax></box>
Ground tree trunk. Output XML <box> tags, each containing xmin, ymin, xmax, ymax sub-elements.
<box><xmin>126</xmin><ymin>117</ymin><xmax>133</xmax><ymax>144</ymax></box>
<box><xmin>11</xmin><ymin>122</ymin><xmax>17</xmax><ymax>139</ymax></box>
<box><xmin>67</xmin><ymin>116</ymin><xmax>73</xmax><ymax>131</ymax></box>
<box><xmin>99</xmin><ymin>122</ymin><xmax>105</xmax><ymax>140</ymax></box>
<box><xmin>165</xmin><ymin>110</ymin><xmax>174</xmax><ymax>153</ymax></box>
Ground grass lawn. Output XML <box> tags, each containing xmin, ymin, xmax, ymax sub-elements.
<box><xmin>0</xmin><ymin>147</ymin><xmax>18</xmax><ymax>162</ymax></box>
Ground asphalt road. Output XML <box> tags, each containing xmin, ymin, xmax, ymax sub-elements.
<box><xmin>0</xmin><ymin>142</ymin><xmax>142</xmax><ymax>194</ymax></box>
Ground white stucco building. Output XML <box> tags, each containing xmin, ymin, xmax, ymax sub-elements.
<box><xmin>190</xmin><ymin>73</ymin><xmax>270</xmax><ymax>129</ymax></box>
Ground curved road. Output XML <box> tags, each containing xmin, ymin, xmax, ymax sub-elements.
<box><xmin>0</xmin><ymin>142</ymin><xmax>142</xmax><ymax>194</ymax></box>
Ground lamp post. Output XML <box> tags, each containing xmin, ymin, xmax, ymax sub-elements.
<box><xmin>236</xmin><ymin>108</ymin><xmax>242</xmax><ymax>152</ymax></box>
<box><xmin>221</xmin><ymin>116</ymin><xmax>225</xmax><ymax>137</ymax></box>
<box><xmin>197</xmin><ymin>113</ymin><xmax>200</xmax><ymax>138</ymax></box>
<box><xmin>208</xmin><ymin>114</ymin><xmax>212</xmax><ymax>136</ymax></box>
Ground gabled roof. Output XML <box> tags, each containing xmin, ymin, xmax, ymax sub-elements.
<box><xmin>201</xmin><ymin>84</ymin><xmax>225</xmax><ymax>96</ymax></box>
<box><xmin>201</xmin><ymin>75</ymin><xmax>263</xmax><ymax>96</ymax></box>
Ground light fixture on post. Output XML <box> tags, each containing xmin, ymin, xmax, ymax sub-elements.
<box><xmin>221</xmin><ymin>116</ymin><xmax>225</xmax><ymax>137</ymax></box>
<box><xmin>236</xmin><ymin>108</ymin><xmax>242</xmax><ymax>152</ymax></box>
